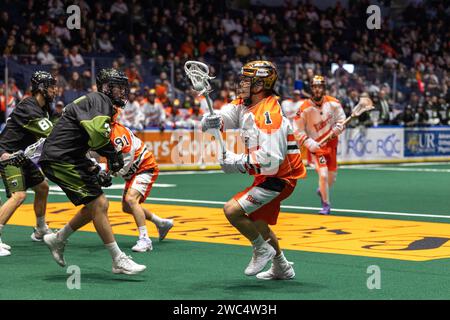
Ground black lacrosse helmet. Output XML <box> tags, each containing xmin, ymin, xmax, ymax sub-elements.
<box><xmin>96</xmin><ymin>68</ymin><xmax>130</xmax><ymax>108</ymax></box>
<box><xmin>30</xmin><ymin>71</ymin><xmax>57</xmax><ymax>104</ymax></box>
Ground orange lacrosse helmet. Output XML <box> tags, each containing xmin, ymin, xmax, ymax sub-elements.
<box><xmin>241</xmin><ymin>60</ymin><xmax>278</xmax><ymax>91</ymax></box>
<box><xmin>310</xmin><ymin>75</ymin><xmax>326</xmax><ymax>87</ymax></box>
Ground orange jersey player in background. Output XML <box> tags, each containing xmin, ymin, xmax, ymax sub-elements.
<box><xmin>201</xmin><ymin>61</ymin><xmax>306</xmax><ymax>280</ymax></box>
<box><xmin>294</xmin><ymin>75</ymin><xmax>346</xmax><ymax>215</ymax></box>
<box><xmin>110</xmin><ymin>119</ymin><xmax>173</xmax><ymax>252</ymax></box>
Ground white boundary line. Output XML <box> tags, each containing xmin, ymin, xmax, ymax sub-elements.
<box><xmin>34</xmin><ymin>191</ymin><xmax>450</xmax><ymax>220</ymax></box>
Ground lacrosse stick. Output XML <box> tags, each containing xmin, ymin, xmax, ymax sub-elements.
<box><xmin>184</xmin><ymin>61</ymin><xmax>226</xmax><ymax>158</ymax></box>
<box><xmin>0</xmin><ymin>138</ymin><xmax>46</xmax><ymax>167</ymax></box>
<box><xmin>318</xmin><ymin>97</ymin><xmax>374</xmax><ymax>146</ymax></box>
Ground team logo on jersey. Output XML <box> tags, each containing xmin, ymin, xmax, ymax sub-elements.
<box><xmin>10</xmin><ymin>179</ymin><xmax>18</xmax><ymax>187</ymax></box>
<box><xmin>245</xmin><ymin>195</ymin><xmax>262</xmax><ymax>206</ymax></box>
<box><xmin>104</xmin><ymin>123</ymin><xmax>111</xmax><ymax>137</ymax></box>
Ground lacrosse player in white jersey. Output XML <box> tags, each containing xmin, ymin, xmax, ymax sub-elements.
<box><xmin>201</xmin><ymin>61</ymin><xmax>306</xmax><ymax>280</ymax></box>
<box><xmin>294</xmin><ymin>75</ymin><xmax>346</xmax><ymax>215</ymax></box>
<box><xmin>141</xmin><ymin>88</ymin><xmax>166</xmax><ymax>129</ymax></box>
<box><xmin>118</xmin><ymin>88</ymin><xmax>145</xmax><ymax>130</ymax></box>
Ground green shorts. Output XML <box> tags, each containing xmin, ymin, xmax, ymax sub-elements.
<box><xmin>0</xmin><ymin>159</ymin><xmax>45</xmax><ymax>198</ymax></box>
<box><xmin>40</xmin><ymin>160</ymin><xmax>103</xmax><ymax>206</ymax></box>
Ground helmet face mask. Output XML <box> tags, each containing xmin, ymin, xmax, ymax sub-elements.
<box><xmin>96</xmin><ymin>68</ymin><xmax>130</xmax><ymax>108</ymax></box>
<box><xmin>236</xmin><ymin>76</ymin><xmax>252</xmax><ymax>103</ymax></box>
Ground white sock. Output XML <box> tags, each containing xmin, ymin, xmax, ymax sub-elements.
<box><xmin>0</xmin><ymin>224</ymin><xmax>4</xmax><ymax>236</ymax></box>
<box><xmin>57</xmin><ymin>224</ymin><xmax>74</xmax><ymax>241</ymax></box>
<box><xmin>105</xmin><ymin>242</ymin><xmax>122</xmax><ymax>261</ymax></box>
<box><xmin>138</xmin><ymin>226</ymin><xmax>148</xmax><ymax>239</ymax></box>
<box><xmin>251</xmin><ymin>234</ymin><xmax>265</xmax><ymax>249</ymax></box>
<box><xmin>150</xmin><ymin>214</ymin><xmax>165</xmax><ymax>227</ymax></box>
<box><xmin>36</xmin><ymin>216</ymin><xmax>46</xmax><ymax>229</ymax></box>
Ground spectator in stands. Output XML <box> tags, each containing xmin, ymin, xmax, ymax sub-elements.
<box><xmin>37</xmin><ymin>43</ymin><xmax>57</xmax><ymax>66</ymax></box>
<box><xmin>393</xmin><ymin>107</ymin><xmax>416</xmax><ymax>127</ymax></box>
<box><xmin>186</xmin><ymin>99</ymin><xmax>204</xmax><ymax>129</ymax></box>
<box><xmin>375</xmin><ymin>88</ymin><xmax>391</xmax><ymax>125</ymax></box>
<box><xmin>125</xmin><ymin>63</ymin><xmax>143</xmax><ymax>85</ymax></box>
<box><xmin>179</xmin><ymin>35</ymin><xmax>195</xmax><ymax>58</ymax></box>
<box><xmin>119</xmin><ymin>88</ymin><xmax>144</xmax><ymax>130</ymax></box>
<box><xmin>69</xmin><ymin>46</ymin><xmax>85</xmax><ymax>67</ymax></box>
<box><xmin>415</xmin><ymin>105</ymin><xmax>430</xmax><ymax>126</ymax></box>
<box><xmin>59</xmin><ymin>47</ymin><xmax>71</xmax><ymax>71</ymax></box>
<box><xmin>142</xmin><ymin>88</ymin><xmax>166</xmax><ymax>130</ymax></box>
<box><xmin>81</xmin><ymin>70</ymin><xmax>92</xmax><ymax>90</ymax></box>
<box><xmin>97</xmin><ymin>32</ymin><xmax>115</xmax><ymax>53</ymax></box>
<box><xmin>152</xmin><ymin>55</ymin><xmax>169</xmax><ymax>76</ymax></box>
<box><xmin>6</xmin><ymin>78</ymin><xmax>23</xmax><ymax>101</ymax></box>
<box><xmin>68</xmin><ymin>72</ymin><xmax>84</xmax><ymax>91</ymax></box>
<box><xmin>165</xmin><ymin>99</ymin><xmax>185</xmax><ymax>129</ymax></box>
<box><xmin>50</xmin><ymin>65</ymin><xmax>68</xmax><ymax>90</ymax></box>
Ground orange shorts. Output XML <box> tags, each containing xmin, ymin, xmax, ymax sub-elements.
<box><xmin>233</xmin><ymin>177</ymin><xmax>297</xmax><ymax>225</ymax></box>
<box><xmin>123</xmin><ymin>169</ymin><xmax>159</xmax><ymax>203</ymax></box>
<box><xmin>312</xmin><ymin>146</ymin><xmax>338</xmax><ymax>172</ymax></box>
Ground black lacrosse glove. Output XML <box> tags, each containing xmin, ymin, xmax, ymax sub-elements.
<box><xmin>8</xmin><ymin>151</ymin><xmax>28</xmax><ymax>167</ymax></box>
<box><xmin>97</xmin><ymin>170</ymin><xmax>112</xmax><ymax>187</ymax></box>
<box><xmin>87</xmin><ymin>163</ymin><xmax>112</xmax><ymax>187</ymax></box>
<box><xmin>96</xmin><ymin>142</ymin><xmax>124</xmax><ymax>174</ymax></box>
<box><xmin>107</xmin><ymin>151</ymin><xmax>124</xmax><ymax>174</ymax></box>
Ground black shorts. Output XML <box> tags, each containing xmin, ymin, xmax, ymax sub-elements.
<box><xmin>40</xmin><ymin>159</ymin><xmax>103</xmax><ymax>206</ymax></box>
<box><xmin>0</xmin><ymin>159</ymin><xmax>45</xmax><ymax>198</ymax></box>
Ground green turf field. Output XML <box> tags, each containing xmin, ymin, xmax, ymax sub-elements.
<box><xmin>1</xmin><ymin>162</ymin><xmax>450</xmax><ymax>300</ymax></box>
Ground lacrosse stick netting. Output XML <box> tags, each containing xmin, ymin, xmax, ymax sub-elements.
<box><xmin>184</xmin><ymin>61</ymin><xmax>226</xmax><ymax>157</ymax></box>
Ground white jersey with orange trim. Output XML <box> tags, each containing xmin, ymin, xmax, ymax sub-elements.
<box><xmin>294</xmin><ymin>96</ymin><xmax>345</xmax><ymax>146</ymax></box>
<box><xmin>141</xmin><ymin>99</ymin><xmax>165</xmax><ymax>128</ymax></box>
<box><xmin>217</xmin><ymin>96</ymin><xmax>306</xmax><ymax>184</ymax></box>
<box><xmin>118</xmin><ymin>100</ymin><xmax>144</xmax><ymax>130</ymax></box>
<box><xmin>110</xmin><ymin>121</ymin><xmax>157</xmax><ymax>179</ymax></box>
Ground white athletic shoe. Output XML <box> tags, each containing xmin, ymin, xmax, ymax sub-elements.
<box><xmin>256</xmin><ymin>261</ymin><xmax>295</xmax><ymax>280</ymax></box>
<box><xmin>112</xmin><ymin>253</ymin><xmax>147</xmax><ymax>275</ymax></box>
<box><xmin>132</xmin><ymin>237</ymin><xmax>153</xmax><ymax>252</ymax></box>
<box><xmin>244</xmin><ymin>242</ymin><xmax>276</xmax><ymax>276</ymax></box>
<box><xmin>157</xmin><ymin>219</ymin><xmax>174</xmax><ymax>241</ymax></box>
<box><xmin>31</xmin><ymin>225</ymin><xmax>54</xmax><ymax>242</ymax></box>
<box><xmin>43</xmin><ymin>233</ymin><xmax>66</xmax><ymax>267</ymax></box>
<box><xmin>0</xmin><ymin>237</ymin><xmax>11</xmax><ymax>250</ymax></box>
<box><xmin>0</xmin><ymin>246</ymin><xmax>11</xmax><ymax>257</ymax></box>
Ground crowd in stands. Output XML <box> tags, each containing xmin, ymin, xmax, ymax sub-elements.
<box><xmin>0</xmin><ymin>0</ymin><xmax>449</xmax><ymax>130</ymax></box>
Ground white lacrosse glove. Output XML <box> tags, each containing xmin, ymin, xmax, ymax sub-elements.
<box><xmin>201</xmin><ymin>113</ymin><xmax>222</xmax><ymax>132</ymax></box>
<box><xmin>304</xmin><ymin>138</ymin><xmax>321</xmax><ymax>153</ymax></box>
<box><xmin>219</xmin><ymin>150</ymin><xmax>246</xmax><ymax>174</ymax></box>
<box><xmin>331</xmin><ymin>122</ymin><xmax>345</xmax><ymax>135</ymax></box>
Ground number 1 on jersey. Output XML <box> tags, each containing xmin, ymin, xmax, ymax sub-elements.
<box><xmin>264</xmin><ymin>111</ymin><xmax>272</xmax><ymax>125</ymax></box>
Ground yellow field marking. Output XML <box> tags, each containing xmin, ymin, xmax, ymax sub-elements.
<box><xmin>9</xmin><ymin>202</ymin><xmax>450</xmax><ymax>261</ymax></box>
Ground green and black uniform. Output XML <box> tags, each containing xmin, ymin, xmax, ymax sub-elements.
<box><xmin>0</xmin><ymin>97</ymin><xmax>53</xmax><ymax>197</ymax></box>
<box><xmin>40</xmin><ymin>92</ymin><xmax>117</xmax><ymax>206</ymax></box>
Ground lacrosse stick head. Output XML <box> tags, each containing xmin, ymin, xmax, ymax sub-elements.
<box><xmin>184</xmin><ymin>61</ymin><xmax>215</xmax><ymax>96</ymax></box>
<box><xmin>352</xmin><ymin>97</ymin><xmax>374</xmax><ymax>117</ymax></box>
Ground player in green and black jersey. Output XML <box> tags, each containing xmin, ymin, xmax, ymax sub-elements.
<box><xmin>39</xmin><ymin>68</ymin><xmax>146</xmax><ymax>274</ymax></box>
<box><xmin>0</xmin><ymin>71</ymin><xmax>56</xmax><ymax>257</ymax></box>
